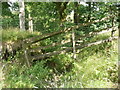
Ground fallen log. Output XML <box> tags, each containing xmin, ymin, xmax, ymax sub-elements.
<box><xmin>31</xmin><ymin>36</ymin><xmax>118</xmax><ymax>61</ymax></box>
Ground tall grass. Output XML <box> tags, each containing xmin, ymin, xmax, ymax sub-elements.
<box><xmin>1</xmin><ymin>28</ymin><xmax>41</xmax><ymax>42</ymax></box>
<box><xmin>57</xmin><ymin>32</ymin><xmax>118</xmax><ymax>88</ymax></box>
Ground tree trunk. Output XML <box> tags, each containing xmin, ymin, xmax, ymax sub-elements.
<box><xmin>28</xmin><ymin>13</ymin><xmax>33</xmax><ymax>32</ymax></box>
<box><xmin>74</xmin><ymin>2</ymin><xmax>79</xmax><ymax>24</ymax></box>
<box><xmin>19</xmin><ymin>0</ymin><xmax>25</xmax><ymax>31</ymax></box>
<box><xmin>88</xmin><ymin>2</ymin><xmax>91</xmax><ymax>22</ymax></box>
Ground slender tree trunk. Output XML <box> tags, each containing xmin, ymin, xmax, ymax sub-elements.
<box><xmin>19</xmin><ymin>0</ymin><xmax>25</xmax><ymax>31</ymax></box>
<box><xmin>74</xmin><ymin>2</ymin><xmax>79</xmax><ymax>24</ymax></box>
<box><xmin>88</xmin><ymin>2</ymin><xmax>91</xmax><ymax>22</ymax></box>
<box><xmin>28</xmin><ymin>13</ymin><xmax>33</xmax><ymax>32</ymax></box>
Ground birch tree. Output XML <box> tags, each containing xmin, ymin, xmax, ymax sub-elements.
<box><xmin>19</xmin><ymin>0</ymin><xmax>25</xmax><ymax>31</ymax></box>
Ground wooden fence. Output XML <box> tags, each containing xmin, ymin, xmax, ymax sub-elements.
<box><xmin>1</xmin><ymin>15</ymin><xmax>118</xmax><ymax>67</ymax></box>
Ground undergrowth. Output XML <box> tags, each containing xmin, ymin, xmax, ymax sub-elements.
<box><xmin>58</xmin><ymin>41</ymin><xmax>118</xmax><ymax>88</ymax></box>
<box><xmin>2</xmin><ymin>28</ymin><xmax>118</xmax><ymax>88</ymax></box>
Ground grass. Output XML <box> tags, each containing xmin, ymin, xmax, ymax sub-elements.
<box><xmin>57</xmin><ymin>40</ymin><xmax>118</xmax><ymax>88</ymax></box>
<box><xmin>57</xmin><ymin>31</ymin><xmax>118</xmax><ymax>88</ymax></box>
<box><xmin>0</xmin><ymin>66</ymin><xmax>4</xmax><ymax>90</ymax></box>
<box><xmin>1</xmin><ymin>28</ymin><xmax>118</xmax><ymax>88</ymax></box>
<box><xmin>1</xmin><ymin>28</ymin><xmax>41</xmax><ymax>42</ymax></box>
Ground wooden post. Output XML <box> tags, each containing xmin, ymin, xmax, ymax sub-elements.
<box><xmin>19</xmin><ymin>0</ymin><xmax>25</xmax><ymax>31</ymax></box>
<box><xmin>72</xmin><ymin>29</ymin><xmax>76</xmax><ymax>59</ymax></box>
<box><xmin>24</xmin><ymin>49</ymin><xmax>30</xmax><ymax>67</ymax></box>
<box><xmin>111</xmin><ymin>17</ymin><xmax>116</xmax><ymax>37</ymax></box>
<box><xmin>22</xmin><ymin>43</ymin><xmax>30</xmax><ymax>67</ymax></box>
<box><xmin>118</xmin><ymin>10</ymin><xmax>120</xmax><ymax>90</ymax></box>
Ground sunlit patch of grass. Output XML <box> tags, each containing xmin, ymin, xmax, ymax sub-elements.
<box><xmin>83</xmin><ymin>29</ymin><xmax>118</xmax><ymax>45</ymax></box>
<box><xmin>4</xmin><ymin>61</ymin><xmax>50</xmax><ymax>88</ymax></box>
<box><xmin>2</xmin><ymin>28</ymin><xmax>41</xmax><ymax>42</ymax></box>
<box><xmin>59</xmin><ymin>34</ymin><xmax>118</xmax><ymax>88</ymax></box>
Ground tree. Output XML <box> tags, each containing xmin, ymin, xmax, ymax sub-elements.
<box><xmin>26</xmin><ymin>3</ymin><xmax>33</xmax><ymax>32</ymax></box>
<box><xmin>87</xmin><ymin>2</ymin><xmax>91</xmax><ymax>22</ymax></box>
<box><xmin>19</xmin><ymin>0</ymin><xmax>25</xmax><ymax>31</ymax></box>
<box><xmin>54</xmin><ymin>2</ymin><xmax>69</xmax><ymax>21</ymax></box>
<box><xmin>2</xmin><ymin>2</ymin><xmax>12</xmax><ymax>16</ymax></box>
<box><xmin>28</xmin><ymin>13</ymin><xmax>33</xmax><ymax>32</ymax></box>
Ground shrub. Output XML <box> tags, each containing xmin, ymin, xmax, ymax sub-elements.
<box><xmin>45</xmin><ymin>54</ymin><xmax>73</xmax><ymax>73</ymax></box>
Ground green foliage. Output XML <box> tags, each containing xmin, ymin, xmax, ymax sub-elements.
<box><xmin>2</xmin><ymin>28</ymin><xmax>118</xmax><ymax>88</ymax></box>
<box><xmin>4</xmin><ymin>61</ymin><xmax>49</xmax><ymax>88</ymax></box>
<box><xmin>2</xmin><ymin>2</ymin><xmax>12</xmax><ymax>16</ymax></box>
<box><xmin>46</xmin><ymin>54</ymin><xmax>73</xmax><ymax>73</ymax></box>
<box><xmin>1</xmin><ymin>2</ymin><xmax>118</xmax><ymax>88</ymax></box>
<box><xmin>58</xmin><ymin>40</ymin><xmax>118</xmax><ymax>88</ymax></box>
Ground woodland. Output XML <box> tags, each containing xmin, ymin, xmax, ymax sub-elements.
<box><xmin>0</xmin><ymin>1</ymin><xmax>119</xmax><ymax>88</ymax></box>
